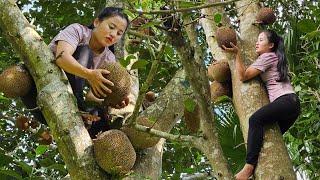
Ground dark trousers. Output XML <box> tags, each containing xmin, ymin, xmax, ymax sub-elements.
<box><xmin>246</xmin><ymin>93</ymin><xmax>300</xmax><ymax>165</ymax></box>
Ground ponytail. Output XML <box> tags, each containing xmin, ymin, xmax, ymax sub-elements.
<box><xmin>275</xmin><ymin>37</ymin><xmax>288</xmax><ymax>81</ymax></box>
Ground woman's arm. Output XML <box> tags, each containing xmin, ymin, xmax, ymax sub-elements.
<box><xmin>223</xmin><ymin>43</ymin><xmax>261</xmax><ymax>82</ymax></box>
<box><xmin>55</xmin><ymin>41</ymin><xmax>114</xmax><ymax>97</ymax></box>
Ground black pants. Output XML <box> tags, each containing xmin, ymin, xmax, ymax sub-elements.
<box><xmin>246</xmin><ymin>93</ymin><xmax>300</xmax><ymax>165</ymax></box>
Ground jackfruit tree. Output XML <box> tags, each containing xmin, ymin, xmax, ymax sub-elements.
<box><xmin>0</xmin><ymin>0</ymin><xmax>319</xmax><ymax>179</ymax></box>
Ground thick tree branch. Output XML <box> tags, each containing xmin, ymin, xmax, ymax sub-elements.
<box><xmin>165</xmin><ymin>15</ymin><xmax>233</xmax><ymax>178</ymax></box>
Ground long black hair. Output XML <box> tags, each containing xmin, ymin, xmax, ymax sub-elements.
<box><xmin>88</xmin><ymin>7</ymin><xmax>130</xmax><ymax>53</ymax></box>
<box><xmin>262</xmin><ymin>29</ymin><xmax>288</xmax><ymax>82</ymax></box>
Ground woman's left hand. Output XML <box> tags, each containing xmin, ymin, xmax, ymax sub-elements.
<box><xmin>222</xmin><ymin>42</ymin><xmax>239</xmax><ymax>54</ymax></box>
<box><xmin>113</xmin><ymin>96</ymin><xmax>130</xmax><ymax>109</ymax></box>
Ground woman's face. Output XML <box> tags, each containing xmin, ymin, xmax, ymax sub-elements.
<box><xmin>92</xmin><ymin>15</ymin><xmax>127</xmax><ymax>48</ymax></box>
<box><xmin>255</xmin><ymin>32</ymin><xmax>274</xmax><ymax>55</ymax></box>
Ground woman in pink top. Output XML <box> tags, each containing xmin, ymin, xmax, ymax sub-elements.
<box><xmin>22</xmin><ymin>7</ymin><xmax>130</xmax><ymax>138</ymax></box>
<box><xmin>52</xmin><ymin>7</ymin><xmax>130</xmax><ymax>137</ymax></box>
<box><xmin>223</xmin><ymin>30</ymin><xmax>300</xmax><ymax>179</ymax></box>
<box><xmin>51</xmin><ymin>7</ymin><xmax>129</xmax><ymax>104</ymax></box>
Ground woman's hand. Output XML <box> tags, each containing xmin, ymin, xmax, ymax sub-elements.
<box><xmin>112</xmin><ymin>96</ymin><xmax>129</xmax><ymax>109</ymax></box>
<box><xmin>85</xmin><ymin>89</ymin><xmax>104</xmax><ymax>105</ymax></box>
<box><xmin>55</xmin><ymin>41</ymin><xmax>113</xmax><ymax>98</ymax></box>
<box><xmin>222</xmin><ymin>42</ymin><xmax>239</xmax><ymax>54</ymax></box>
<box><xmin>86</xmin><ymin>69</ymin><xmax>114</xmax><ymax>98</ymax></box>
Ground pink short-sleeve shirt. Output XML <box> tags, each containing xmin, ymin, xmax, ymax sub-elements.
<box><xmin>250</xmin><ymin>52</ymin><xmax>295</xmax><ymax>102</ymax></box>
<box><xmin>48</xmin><ymin>23</ymin><xmax>116</xmax><ymax>69</ymax></box>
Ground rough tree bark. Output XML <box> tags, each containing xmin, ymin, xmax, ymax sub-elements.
<box><xmin>165</xmin><ymin>14</ymin><xmax>233</xmax><ymax>178</ymax></box>
<box><xmin>123</xmin><ymin>69</ymin><xmax>193</xmax><ymax>179</ymax></box>
<box><xmin>201</xmin><ymin>0</ymin><xmax>296</xmax><ymax>179</ymax></box>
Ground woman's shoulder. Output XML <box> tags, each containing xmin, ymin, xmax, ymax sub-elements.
<box><xmin>259</xmin><ymin>52</ymin><xmax>277</xmax><ymax>59</ymax></box>
<box><xmin>64</xmin><ymin>23</ymin><xmax>90</xmax><ymax>33</ymax></box>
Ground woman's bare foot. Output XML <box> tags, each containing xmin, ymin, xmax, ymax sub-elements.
<box><xmin>235</xmin><ymin>164</ymin><xmax>255</xmax><ymax>180</ymax></box>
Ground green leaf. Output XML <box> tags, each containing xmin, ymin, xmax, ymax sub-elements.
<box><xmin>0</xmin><ymin>170</ymin><xmax>23</xmax><ymax>180</ymax></box>
<box><xmin>305</xmin><ymin>30</ymin><xmax>320</xmax><ymax>40</ymax></box>
<box><xmin>148</xmin><ymin>116</ymin><xmax>157</xmax><ymax>123</ymax></box>
<box><xmin>15</xmin><ymin>161</ymin><xmax>33</xmax><ymax>175</ymax></box>
<box><xmin>47</xmin><ymin>164</ymin><xmax>67</xmax><ymax>174</ymax></box>
<box><xmin>39</xmin><ymin>158</ymin><xmax>55</xmax><ymax>167</ymax></box>
<box><xmin>297</xmin><ymin>19</ymin><xmax>317</xmax><ymax>33</ymax></box>
<box><xmin>184</xmin><ymin>98</ymin><xmax>196</xmax><ymax>112</ymax></box>
<box><xmin>146</xmin><ymin>42</ymin><xmax>156</xmax><ymax>59</ymax></box>
<box><xmin>177</xmin><ymin>1</ymin><xmax>201</xmax><ymax>8</ymax></box>
<box><xmin>140</xmin><ymin>21</ymin><xmax>161</xmax><ymax>29</ymax></box>
<box><xmin>214</xmin><ymin>95</ymin><xmax>232</xmax><ymax>104</ymax></box>
<box><xmin>294</xmin><ymin>85</ymin><xmax>302</xmax><ymax>92</ymax></box>
<box><xmin>0</xmin><ymin>153</ymin><xmax>13</xmax><ymax>167</ymax></box>
<box><xmin>123</xmin><ymin>9</ymin><xmax>135</xmax><ymax>19</ymax></box>
<box><xmin>130</xmin><ymin>60</ymin><xmax>149</xmax><ymax>70</ymax></box>
<box><xmin>214</xmin><ymin>13</ymin><xmax>222</xmax><ymax>24</ymax></box>
<box><xmin>36</xmin><ymin>145</ymin><xmax>48</xmax><ymax>156</ymax></box>
<box><xmin>120</xmin><ymin>54</ymin><xmax>136</xmax><ymax>68</ymax></box>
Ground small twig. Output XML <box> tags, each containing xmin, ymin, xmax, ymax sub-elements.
<box><xmin>234</xmin><ymin>142</ymin><xmax>246</xmax><ymax>149</ymax></box>
<box><xmin>25</xmin><ymin>106</ymin><xmax>40</xmax><ymax>112</ymax></box>
<box><xmin>237</xmin><ymin>0</ymin><xmax>256</xmax><ymax>17</ymax></box>
<box><xmin>134</xmin><ymin>124</ymin><xmax>195</xmax><ymax>143</ymax></box>
<box><xmin>127</xmin><ymin>29</ymin><xmax>158</xmax><ymax>44</ymax></box>
<box><xmin>127</xmin><ymin>42</ymin><xmax>166</xmax><ymax>126</ymax></box>
<box><xmin>182</xmin><ymin>14</ymin><xmax>206</xmax><ymax>27</ymax></box>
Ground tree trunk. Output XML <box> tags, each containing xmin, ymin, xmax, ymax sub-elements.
<box><xmin>123</xmin><ymin>139</ymin><xmax>165</xmax><ymax>180</ymax></box>
<box><xmin>167</xmin><ymin>16</ymin><xmax>233</xmax><ymax>178</ymax></box>
<box><xmin>0</xmin><ymin>1</ymin><xmax>106</xmax><ymax>179</ymax></box>
<box><xmin>235</xmin><ymin>1</ymin><xmax>296</xmax><ymax>179</ymax></box>
<box><xmin>124</xmin><ymin>69</ymin><xmax>194</xmax><ymax>179</ymax></box>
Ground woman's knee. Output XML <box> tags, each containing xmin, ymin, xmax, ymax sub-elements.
<box><xmin>249</xmin><ymin>114</ymin><xmax>263</xmax><ymax>128</ymax></box>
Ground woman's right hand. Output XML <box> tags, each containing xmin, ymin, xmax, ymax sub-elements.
<box><xmin>222</xmin><ymin>42</ymin><xmax>239</xmax><ymax>54</ymax></box>
<box><xmin>86</xmin><ymin>69</ymin><xmax>114</xmax><ymax>98</ymax></box>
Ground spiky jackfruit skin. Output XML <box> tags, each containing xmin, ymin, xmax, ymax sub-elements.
<box><xmin>210</xmin><ymin>81</ymin><xmax>231</xmax><ymax>102</ymax></box>
<box><xmin>207</xmin><ymin>60</ymin><xmax>231</xmax><ymax>82</ymax></box>
<box><xmin>183</xmin><ymin>104</ymin><xmax>200</xmax><ymax>133</ymax></box>
<box><xmin>0</xmin><ymin>64</ymin><xmax>32</xmax><ymax>98</ymax></box>
<box><xmin>15</xmin><ymin>116</ymin><xmax>29</xmax><ymax>131</ymax></box>
<box><xmin>94</xmin><ymin>62</ymin><xmax>132</xmax><ymax>106</ymax></box>
<box><xmin>145</xmin><ymin>91</ymin><xmax>156</xmax><ymax>102</ymax></box>
<box><xmin>121</xmin><ymin>117</ymin><xmax>160</xmax><ymax>150</ymax></box>
<box><xmin>256</xmin><ymin>7</ymin><xmax>276</xmax><ymax>25</ymax></box>
<box><xmin>94</xmin><ymin>130</ymin><xmax>136</xmax><ymax>175</ymax></box>
<box><xmin>216</xmin><ymin>27</ymin><xmax>237</xmax><ymax>48</ymax></box>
